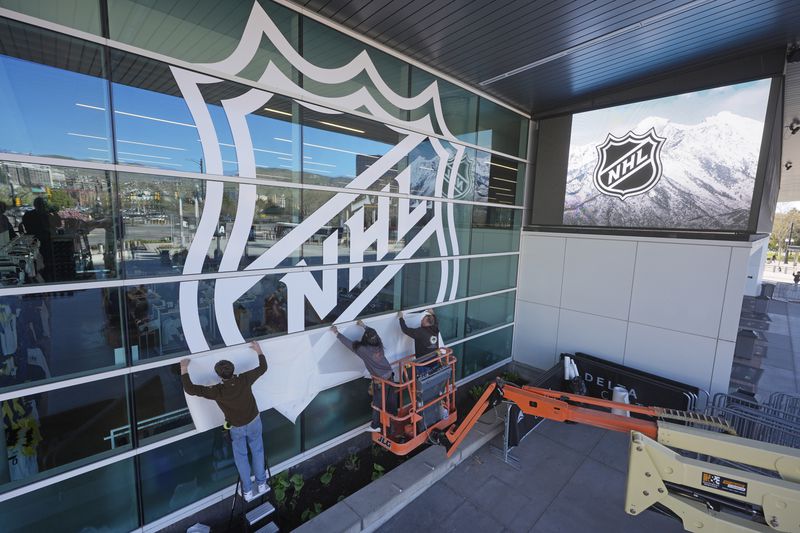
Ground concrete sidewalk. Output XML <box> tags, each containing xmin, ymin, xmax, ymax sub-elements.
<box><xmin>378</xmin><ymin>420</ymin><xmax>683</xmax><ymax>533</ymax></box>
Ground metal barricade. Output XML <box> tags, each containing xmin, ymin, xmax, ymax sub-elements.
<box><xmin>768</xmin><ymin>392</ymin><xmax>800</xmax><ymax>417</ymax></box>
<box><xmin>705</xmin><ymin>393</ymin><xmax>800</xmax><ymax>448</ymax></box>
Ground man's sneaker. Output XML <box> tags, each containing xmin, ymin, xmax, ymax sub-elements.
<box><xmin>257</xmin><ymin>482</ymin><xmax>268</xmax><ymax>494</ymax></box>
<box><xmin>367</xmin><ymin>425</ymin><xmax>381</xmax><ymax>433</ymax></box>
<box><xmin>243</xmin><ymin>489</ymin><xmax>256</xmax><ymax>502</ymax></box>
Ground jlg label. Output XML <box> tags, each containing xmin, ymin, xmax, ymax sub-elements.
<box><xmin>701</xmin><ymin>472</ymin><xmax>748</xmax><ymax>496</ymax></box>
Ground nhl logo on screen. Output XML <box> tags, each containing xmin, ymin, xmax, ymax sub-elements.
<box><xmin>592</xmin><ymin>128</ymin><xmax>666</xmax><ymax>200</ymax></box>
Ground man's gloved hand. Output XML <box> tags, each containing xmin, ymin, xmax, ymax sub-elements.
<box><xmin>179</xmin><ymin>358</ymin><xmax>190</xmax><ymax>374</ymax></box>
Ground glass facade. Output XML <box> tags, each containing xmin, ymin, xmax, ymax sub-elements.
<box><xmin>0</xmin><ymin>1</ymin><xmax>528</xmax><ymax>529</ymax></box>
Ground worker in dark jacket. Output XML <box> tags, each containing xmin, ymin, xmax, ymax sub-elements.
<box><xmin>398</xmin><ymin>308</ymin><xmax>440</xmax><ymax>358</ymax></box>
<box><xmin>332</xmin><ymin>320</ymin><xmax>394</xmax><ymax>432</ymax></box>
<box><xmin>180</xmin><ymin>341</ymin><xmax>268</xmax><ymax>501</ymax></box>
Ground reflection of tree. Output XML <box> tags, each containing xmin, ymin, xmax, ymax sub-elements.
<box><xmin>47</xmin><ymin>189</ymin><xmax>73</xmax><ymax>211</ymax></box>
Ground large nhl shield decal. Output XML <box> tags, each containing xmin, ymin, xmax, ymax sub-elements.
<box><xmin>592</xmin><ymin>128</ymin><xmax>666</xmax><ymax>200</ymax></box>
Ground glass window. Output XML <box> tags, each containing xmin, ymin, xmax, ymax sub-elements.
<box><xmin>401</xmin><ymin>260</ymin><xmax>442</xmax><ymax>309</ymax></box>
<box><xmin>302</xmin><ymin>18</ymin><xmax>409</xmax><ymax>120</ymax></box>
<box><xmin>139</xmin><ymin>409</ymin><xmax>299</xmax><ymax>523</ymax></box>
<box><xmin>473</xmin><ymin>152</ymin><xmax>525</xmax><ymax>207</ymax></box>
<box><xmin>108</xmin><ymin>0</ymin><xmax>298</xmax><ymax>84</ymax></box>
<box><xmin>461</xmin><ymin>326</ymin><xmax>513</xmax><ymax>378</ymax></box>
<box><xmin>0</xmin><ymin>0</ymin><xmax>102</xmax><ymax>35</ymax></box>
<box><xmin>0</xmin><ymin>19</ymin><xmax>112</xmax><ymax>162</ymax></box>
<box><xmin>438</xmin><ymin>301</ymin><xmax>467</xmax><ymax>344</ymax></box>
<box><xmin>302</xmin><ymin>265</ymin><xmax>402</xmax><ymax>331</ymax></box>
<box><xmin>0</xmin><ymin>288</ymin><xmax>125</xmax><ymax>392</ymax></box>
<box><xmin>401</xmin><ymin>258</ymin><xmax>468</xmax><ymax>309</ymax></box>
<box><xmin>465</xmin><ymin>292</ymin><xmax>515</xmax><ymax>337</ymax></box>
<box><xmin>0</xmin><ymin>162</ymin><xmax>118</xmax><ymax>284</ymax></box>
<box><xmin>110</xmin><ymin>51</ymin><xmax>302</xmax><ymax>180</ymax></box>
<box><xmin>301</xmin><ymin>106</ymin><xmax>401</xmax><ymax>190</ymax></box>
<box><xmin>0</xmin><ymin>458</ymin><xmax>138</xmax><ymax>532</ymax></box>
<box><xmin>125</xmin><ymin>281</ymin><xmax>221</xmax><ymax>361</ymax></box>
<box><xmin>467</xmin><ymin>255</ymin><xmax>518</xmax><ymax>297</ymax></box>
<box><xmin>410</xmin><ymin>67</ymin><xmax>478</xmax><ymax>145</ymax></box>
<box><xmin>470</xmin><ymin>206</ymin><xmax>521</xmax><ymax>254</ymax></box>
<box><xmin>132</xmin><ymin>365</ymin><xmax>192</xmax><ymax>445</ymax></box>
<box><xmin>302</xmin><ymin>378</ymin><xmax>371</xmax><ymax>450</ymax></box>
<box><xmin>118</xmin><ymin>173</ymin><xmax>300</xmax><ymax>278</ymax></box>
<box><xmin>477</xmin><ymin>97</ymin><xmax>528</xmax><ymax>158</ymax></box>
<box><xmin>1</xmin><ymin>376</ymin><xmax>130</xmax><ymax>489</ymax></box>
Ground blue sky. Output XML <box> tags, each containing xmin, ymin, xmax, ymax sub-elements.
<box><xmin>0</xmin><ymin>54</ymin><xmax>396</xmax><ymax>180</ymax></box>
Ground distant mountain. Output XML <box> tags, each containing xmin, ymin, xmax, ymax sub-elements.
<box><xmin>563</xmin><ymin>111</ymin><xmax>763</xmax><ymax>229</ymax></box>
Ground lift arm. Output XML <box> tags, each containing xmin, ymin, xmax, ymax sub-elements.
<box><xmin>443</xmin><ymin>379</ymin><xmax>661</xmax><ymax>457</ymax></box>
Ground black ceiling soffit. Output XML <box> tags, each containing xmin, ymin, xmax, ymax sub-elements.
<box><xmin>290</xmin><ymin>0</ymin><xmax>800</xmax><ymax>115</ymax></box>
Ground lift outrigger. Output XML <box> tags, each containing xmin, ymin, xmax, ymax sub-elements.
<box><xmin>369</xmin><ymin>350</ymin><xmax>800</xmax><ymax>533</ymax></box>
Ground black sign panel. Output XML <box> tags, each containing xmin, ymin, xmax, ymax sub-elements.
<box><xmin>565</xmin><ymin>352</ymin><xmax>699</xmax><ymax>411</ymax></box>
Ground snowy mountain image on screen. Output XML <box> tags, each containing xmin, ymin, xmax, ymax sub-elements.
<box><xmin>563</xmin><ymin>111</ymin><xmax>763</xmax><ymax>229</ymax></box>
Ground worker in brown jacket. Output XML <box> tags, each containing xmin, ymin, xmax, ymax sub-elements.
<box><xmin>180</xmin><ymin>341</ymin><xmax>268</xmax><ymax>501</ymax></box>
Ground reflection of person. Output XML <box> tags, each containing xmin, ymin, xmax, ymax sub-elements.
<box><xmin>794</xmin><ymin>272</ymin><xmax>800</xmax><ymax>286</ymax></box>
<box><xmin>398</xmin><ymin>309</ymin><xmax>440</xmax><ymax>358</ymax></box>
<box><xmin>0</xmin><ymin>202</ymin><xmax>17</xmax><ymax>242</ymax></box>
<box><xmin>180</xmin><ymin>341</ymin><xmax>269</xmax><ymax>501</ymax></box>
<box><xmin>331</xmin><ymin>321</ymin><xmax>393</xmax><ymax>432</ymax></box>
<box><xmin>20</xmin><ymin>198</ymin><xmax>55</xmax><ymax>281</ymax></box>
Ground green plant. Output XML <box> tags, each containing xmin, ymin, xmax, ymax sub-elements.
<box><xmin>371</xmin><ymin>463</ymin><xmax>385</xmax><ymax>481</ymax></box>
<box><xmin>344</xmin><ymin>453</ymin><xmax>360</xmax><ymax>472</ymax></box>
<box><xmin>290</xmin><ymin>473</ymin><xmax>304</xmax><ymax>496</ymax></box>
<box><xmin>469</xmin><ymin>383</ymin><xmax>488</xmax><ymax>400</ymax></box>
<box><xmin>320</xmin><ymin>465</ymin><xmax>336</xmax><ymax>487</ymax></box>
<box><xmin>301</xmin><ymin>502</ymin><xmax>323</xmax><ymax>522</ymax></box>
<box><xmin>272</xmin><ymin>472</ymin><xmax>290</xmax><ymax>504</ymax></box>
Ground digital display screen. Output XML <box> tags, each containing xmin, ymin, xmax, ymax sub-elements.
<box><xmin>563</xmin><ymin>79</ymin><xmax>772</xmax><ymax>229</ymax></box>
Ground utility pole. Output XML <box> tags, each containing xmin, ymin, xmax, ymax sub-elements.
<box><xmin>785</xmin><ymin>221</ymin><xmax>794</xmax><ymax>264</ymax></box>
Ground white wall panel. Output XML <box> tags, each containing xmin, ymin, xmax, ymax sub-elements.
<box><xmin>517</xmin><ymin>234</ymin><xmax>565</xmax><ymax>306</ymax></box>
<box><xmin>710</xmin><ymin>340</ymin><xmax>736</xmax><ymax>398</ymax></box>
<box><xmin>556</xmin><ymin>309</ymin><xmax>627</xmax><ymax>364</ymax></box>
<box><xmin>512</xmin><ymin>300</ymin><xmax>559</xmax><ymax>369</ymax></box>
<box><xmin>630</xmin><ymin>242</ymin><xmax>730</xmax><ymax>338</ymax></box>
<box><xmin>719</xmin><ymin>247</ymin><xmax>750</xmax><ymax>342</ymax></box>
<box><xmin>623</xmin><ymin>322</ymin><xmax>717</xmax><ymax>390</ymax></box>
<box><xmin>561</xmin><ymin>238</ymin><xmax>636</xmax><ymax>320</ymax></box>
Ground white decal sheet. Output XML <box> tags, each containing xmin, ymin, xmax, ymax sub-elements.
<box><xmin>184</xmin><ymin>311</ymin><xmax>440</xmax><ymax>431</ymax></box>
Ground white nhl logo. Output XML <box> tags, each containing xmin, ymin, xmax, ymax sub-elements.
<box><xmin>592</xmin><ymin>128</ymin><xmax>666</xmax><ymax>200</ymax></box>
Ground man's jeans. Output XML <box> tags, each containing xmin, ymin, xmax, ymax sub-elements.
<box><xmin>229</xmin><ymin>415</ymin><xmax>267</xmax><ymax>493</ymax></box>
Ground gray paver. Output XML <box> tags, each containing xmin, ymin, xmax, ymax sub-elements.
<box><xmin>378</xmin><ymin>482</ymin><xmax>463</xmax><ymax>533</ymax></box>
<box><xmin>528</xmin><ymin>457</ymin><xmax>683</xmax><ymax>533</ymax></box>
<box><xmin>533</xmin><ymin>419</ymin><xmax>606</xmax><ymax>454</ymax></box>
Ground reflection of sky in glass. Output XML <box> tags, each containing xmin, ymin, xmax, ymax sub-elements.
<box><xmin>0</xmin><ymin>53</ymin><xmax>434</xmax><ymax>187</ymax></box>
<box><xmin>0</xmin><ymin>56</ymin><xmax>111</xmax><ymax>161</ymax></box>
<box><xmin>111</xmin><ymin>83</ymin><xmax>204</xmax><ymax>171</ymax></box>
<box><xmin>302</xmin><ymin>121</ymin><xmax>394</xmax><ymax>179</ymax></box>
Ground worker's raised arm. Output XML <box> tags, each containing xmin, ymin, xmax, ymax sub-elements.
<box><xmin>180</xmin><ymin>358</ymin><xmax>221</xmax><ymax>400</ymax></box>
<box><xmin>331</xmin><ymin>325</ymin><xmax>355</xmax><ymax>352</ymax></box>
<box><xmin>398</xmin><ymin>311</ymin><xmax>413</xmax><ymax>336</ymax></box>
<box><xmin>242</xmin><ymin>341</ymin><xmax>268</xmax><ymax>385</ymax></box>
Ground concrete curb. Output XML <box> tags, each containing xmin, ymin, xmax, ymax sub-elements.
<box><xmin>293</xmin><ymin>409</ymin><xmax>505</xmax><ymax>533</ymax></box>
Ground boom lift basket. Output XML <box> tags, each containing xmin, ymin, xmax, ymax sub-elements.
<box><xmin>371</xmin><ymin>347</ymin><xmax>457</xmax><ymax>455</ymax></box>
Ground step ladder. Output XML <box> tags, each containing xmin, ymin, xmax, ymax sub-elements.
<box><xmin>228</xmin><ymin>477</ymin><xmax>279</xmax><ymax>532</ymax></box>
